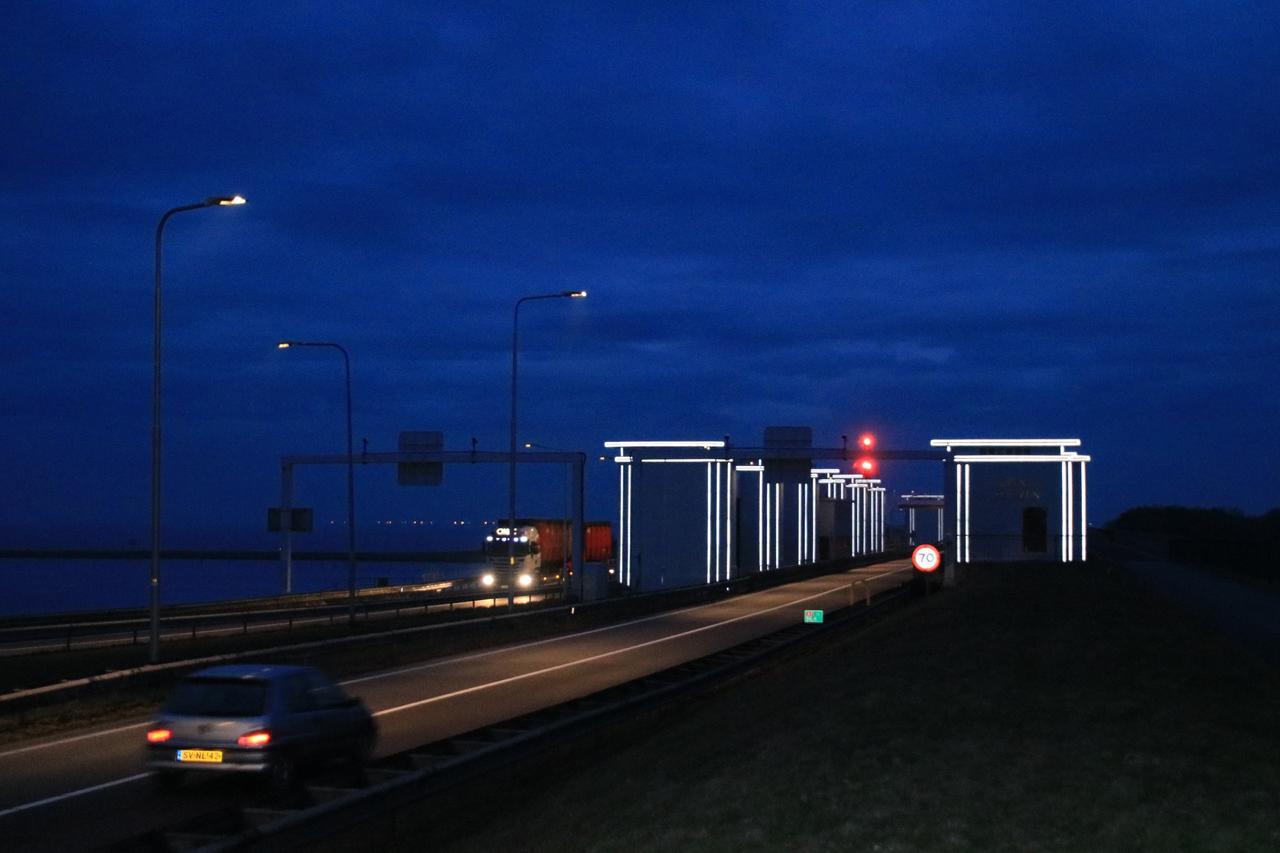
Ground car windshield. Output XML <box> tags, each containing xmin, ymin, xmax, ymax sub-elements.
<box><xmin>164</xmin><ymin>677</ymin><xmax>268</xmax><ymax>717</ymax></box>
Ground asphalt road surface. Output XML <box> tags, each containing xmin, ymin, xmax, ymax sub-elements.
<box><xmin>0</xmin><ymin>560</ymin><xmax>911</xmax><ymax>851</ymax></box>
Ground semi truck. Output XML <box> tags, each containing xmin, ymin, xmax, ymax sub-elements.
<box><xmin>480</xmin><ymin>519</ymin><xmax>612</xmax><ymax>590</ymax></box>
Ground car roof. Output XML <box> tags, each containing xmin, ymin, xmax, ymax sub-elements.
<box><xmin>185</xmin><ymin>663</ymin><xmax>316</xmax><ymax>681</ymax></box>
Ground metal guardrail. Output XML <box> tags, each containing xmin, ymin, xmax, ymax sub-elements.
<box><xmin>0</xmin><ymin>583</ymin><xmax>561</xmax><ymax>655</ymax></box>
<box><xmin>121</xmin><ymin>577</ymin><xmax>915</xmax><ymax>852</ymax></box>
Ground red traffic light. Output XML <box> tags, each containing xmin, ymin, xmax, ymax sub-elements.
<box><xmin>854</xmin><ymin>457</ymin><xmax>877</xmax><ymax>476</ymax></box>
<box><xmin>858</xmin><ymin>433</ymin><xmax>875</xmax><ymax>450</ymax></box>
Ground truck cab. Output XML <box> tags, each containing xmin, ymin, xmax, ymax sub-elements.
<box><xmin>481</xmin><ymin>525</ymin><xmax>541</xmax><ymax>590</ymax></box>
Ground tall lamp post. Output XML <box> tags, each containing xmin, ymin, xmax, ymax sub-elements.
<box><xmin>509</xmin><ymin>291</ymin><xmax>587</xmax><ymax>604</ymax></box>
<box><xmin>277</xmin><ymin>340</ymin><xmax>358</xmax><ymax>626</ymax></box>
<box><xmin>150</xmin><ymin>194</ymin><xmax>245</xmax><ymax>664</ymax></box>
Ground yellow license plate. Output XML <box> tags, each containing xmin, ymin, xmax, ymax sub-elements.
<box><xmin>177</xmin><ymin>749</ymin><xmax>223</xmax><ymax>763</ymax></box>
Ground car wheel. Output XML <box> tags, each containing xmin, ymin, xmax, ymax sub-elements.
<box><xmin>150</xmin><ymin>769</ymin><xmax>183</xmax><ymax>793</ymax></box>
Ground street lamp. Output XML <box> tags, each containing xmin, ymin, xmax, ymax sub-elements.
<box><xmin>150</xmin><ymin>194</ymin><xmax>246</xmax><ymax>664</ymax></box>
<box><xmin>277</xmin><ymin>340</ymin><xmax>358</xmax><ymax>625</ymax></box>
<box><xmin>508</xmin><ymin>291</ymin><xmax>586</xmax><ymax>604</ymax></box>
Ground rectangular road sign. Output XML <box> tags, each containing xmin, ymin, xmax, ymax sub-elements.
<box><xmin>398</xmin><ymin>431</ymin><xmax>444</xmax><ymax>486</ymax></box>
<box><xmin>268</xmin><ymin>507</ymin><xmax>313</xmax><ymax>532</ymax></box>
<box><xmin>803</xmin><ymin>609</ymin><xmax>824</xmax><ymax>624</ymax></box>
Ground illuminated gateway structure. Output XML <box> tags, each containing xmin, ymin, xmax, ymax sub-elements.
<box><xmin>606</xmin><ymin>429</ymin><xmax>1089</xmax><ymax>592</ymax></box>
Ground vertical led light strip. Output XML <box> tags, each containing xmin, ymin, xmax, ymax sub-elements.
<box><xmin>796</xmin><ymin>484</ymin><xmax>803</xmax><ymax>566</ymax></box>
<box><xmin>811</xmin><ymin>480</ymin><xmax>818</xmax><ymax>563</ymax></box>
<box><xmin>714</xmin><ymin>461</ymin><xmax>722</xmax><ymax>582</ymax></box>
<box><xmin>878</xmin><ymin>489</ymin><xmax>884</xmax><ymax>551</ymax></box>
<box><xmin>705</xmin><ymin>463</ymin><xmax>712</xmax><ymax>584</ymax></box>
<box><xmin>876</xmin><ymin>489</ymin><xmax>882</xmax><ymax>551</ymax></box>
<box><xmin>724</xmin><ymin>461</ymin><xmax>733</xmax><ymax>579</ymax></box>
<box><xmin>811</xmin><ymin>475</ymin><xmax>819</xmax><ymax>563</ymax></box>
<box><xmin>869</xmin><ymin>487</ymin><xmax>874</xmax><ymax>551</ymax></box>
<box><xmin>774</xmin><ymin>483</ymin><xmax>782</xmax><ymax>569</ymax></box>
<box><xmin>955</xmin><ymin>463</ymin><xmax>962</xmax><ymax>563</ymax></box>
<box><xmin>761</xmin><ymin>474</ymin><xmax>769</xmax><ymax>571</ymax></box>
<box><xmin>801</xmin><ymin>481</ymin><xmax>808</xmax><ymax>563</ymax></box>
<box><xmin>874</xmin><ymin>489</ymin><xmax>879</xmax><ymax>551</ymax></box>
<box><xmin>625</xmin><ymin>464</ymin><xmax>633</xmax><ymax>586</ymax></box>
<box><xmin>1066</xmin><ymin>459</ymin><xmax>1074</xmax><ymax>562</ymax></box>
<box><xmin>867</xmin><ymin>486</ymin><xmax>874</xmax><ymax>552</ymax></box>
<box><xmin>859</xmin><ymin>484</ymin><xmax>864</xmax><ymax>555</ymax></box>
<box><xmin>858</xmin><ymin>484</ymin><xmax>866</xmax><ymax>555</ymax></box>
<box><xmin>712</xmin><ymin>462</ymin><xmax>719</xmax><ymax>581</ymax></box>
<box><xmin>849</xmin><ymin>482</ymin><xmax>857</xmax><ymax>556</ymax></box>
<box><xmin>757</xmin><ymin>471</ymin><xmax>763</xmax><ymax>572</ymax></box>
<box><xmin>866</xmin><ymin>487</ymin><xmax>871</xmax><ymax>552</ymax></box>
<box><xmin>1081</xmin><ymin>460</ymin><xmax>1088</xmax><ymax>562</ymax></box>
<box><xmin>1059</xmin><ymin>460</ymin><xmax>1067</xmax><ymax>562</ymax></box>
<box><xmin>617</xmin><ymin>463</ymin><xmax>625</xmax><ymax>584</ymax></box>
<box><xmin>803</xmin><ymin>482</ymin><xmax>809</xmax><ymax>564</ymax></box>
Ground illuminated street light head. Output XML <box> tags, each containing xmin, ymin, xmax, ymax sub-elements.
<box><xmin>276</xmin><ymin>340</ymin><xmax>304</xmax><ymax>350</ymax></box>
<box><xmin>562</xmin><ymin>290</ymin><xmax>588</xmax><ymax>298</ymax></box>
<box><xmin>205</xmin><ymin>194</ymin><xmax>247</xmax><ymax>206</ymax></box>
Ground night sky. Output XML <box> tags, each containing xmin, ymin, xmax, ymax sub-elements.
<box><xmin>3</xmin><ymin>2</ymin><xmax>1278</xmax><ymax>547</ymax></box>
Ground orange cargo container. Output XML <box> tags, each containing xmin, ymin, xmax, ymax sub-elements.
<box><xmin>513</xmin><ymin>518</ymin><xmax>612</xmax><ymax>568</ymax></box>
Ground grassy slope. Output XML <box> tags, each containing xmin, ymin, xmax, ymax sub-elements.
<box><xmin>431</xmin><ymin>562</ymin><xmax>1280</xmax><ymax>852</ymax></box>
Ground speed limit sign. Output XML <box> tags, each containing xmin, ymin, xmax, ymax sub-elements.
<box><xmin>912</xmin><ymin>544</ymin><xmax>941</xmax><ymax>573</ymax></box>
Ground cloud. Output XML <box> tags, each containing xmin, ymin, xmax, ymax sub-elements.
<box><xmin>2</xmin><ymin>1</ymin><xmax>1279</xmax><ymax>539</ymax></box>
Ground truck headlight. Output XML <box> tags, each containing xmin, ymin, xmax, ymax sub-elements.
<box><xmin>517</xmin><ymin>574</ymin><xmax>533</xmax><ymax>588</ymax></box>
<box><xmin>481</xmin><ymin>573</ymin><xmax>496</xmax><ymax>587</ymax></box>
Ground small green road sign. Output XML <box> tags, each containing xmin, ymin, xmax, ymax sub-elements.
<box><xmin>803</xmin><ymin>609</ymin><xmax>824</xmax><ymax>624</ymax></box>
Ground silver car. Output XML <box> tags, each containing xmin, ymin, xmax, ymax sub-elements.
<box><xmin>145</xmin><ymin>663</ymin><xmax>375</xmax><ymax>790</ymax></box>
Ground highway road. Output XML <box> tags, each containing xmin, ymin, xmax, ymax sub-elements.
<box><xmin>0</xmin><ymin>560</ymin><xmax>912</xmax><ymax>851</ymax></box>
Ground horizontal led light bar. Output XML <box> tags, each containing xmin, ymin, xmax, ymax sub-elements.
<box><xmin>930</xmin><ymin>438</ymin><xmax>1081</xmax><ymax>448</ymax></box>
<box><xmin>952</xmin><ymin>454</ymin><xmax>1092</xmax><ymax>463</ymax></box>
<box><xmin>604</xmin><ymin>440</ymin><xmax>726</xmax><ymax>448</ymax></box>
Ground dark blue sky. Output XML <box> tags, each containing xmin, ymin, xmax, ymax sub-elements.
<box><xmin>2</xmin><ymin>2</ymin><xmax>1278</xmax><ymax>545</ymax></box>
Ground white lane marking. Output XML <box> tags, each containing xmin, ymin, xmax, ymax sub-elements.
<box><xmin>342</xmin><ymin>596</ymin><xmax>710</xmax><ymax>686</ymax></box>
<box><xmin>0</xmin><ymin>564</ymin><xmax>910</xmax><ymax>758</ymax></box>
<box><xmin>375</xmin><ymin>581</ymin><xmax>855</xmax><ymax>718</ymax></box>
<box><xmin>0</xmin><ymin>721</ymin><xmax>150</xmax><ymax>759</ymax></box>
<box><xmin>0</xmin><ymin>773</ymin><xmax>149</xmax><ymax>819</ymax></box>
<box><xmin>0</xmin><ymin>565</ymin><xmax>908</xmax><ymax>818</ymax></box>
<box><xmin>344</xmin><ymin>564</ymin><xmax>906</xmax><ymax>688</ymax></box>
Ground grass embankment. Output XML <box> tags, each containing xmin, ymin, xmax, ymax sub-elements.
<box><xmin>420</xmin><ymin>561</ymin><xmax>1280</xmax><ymax>852</ymax></box>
